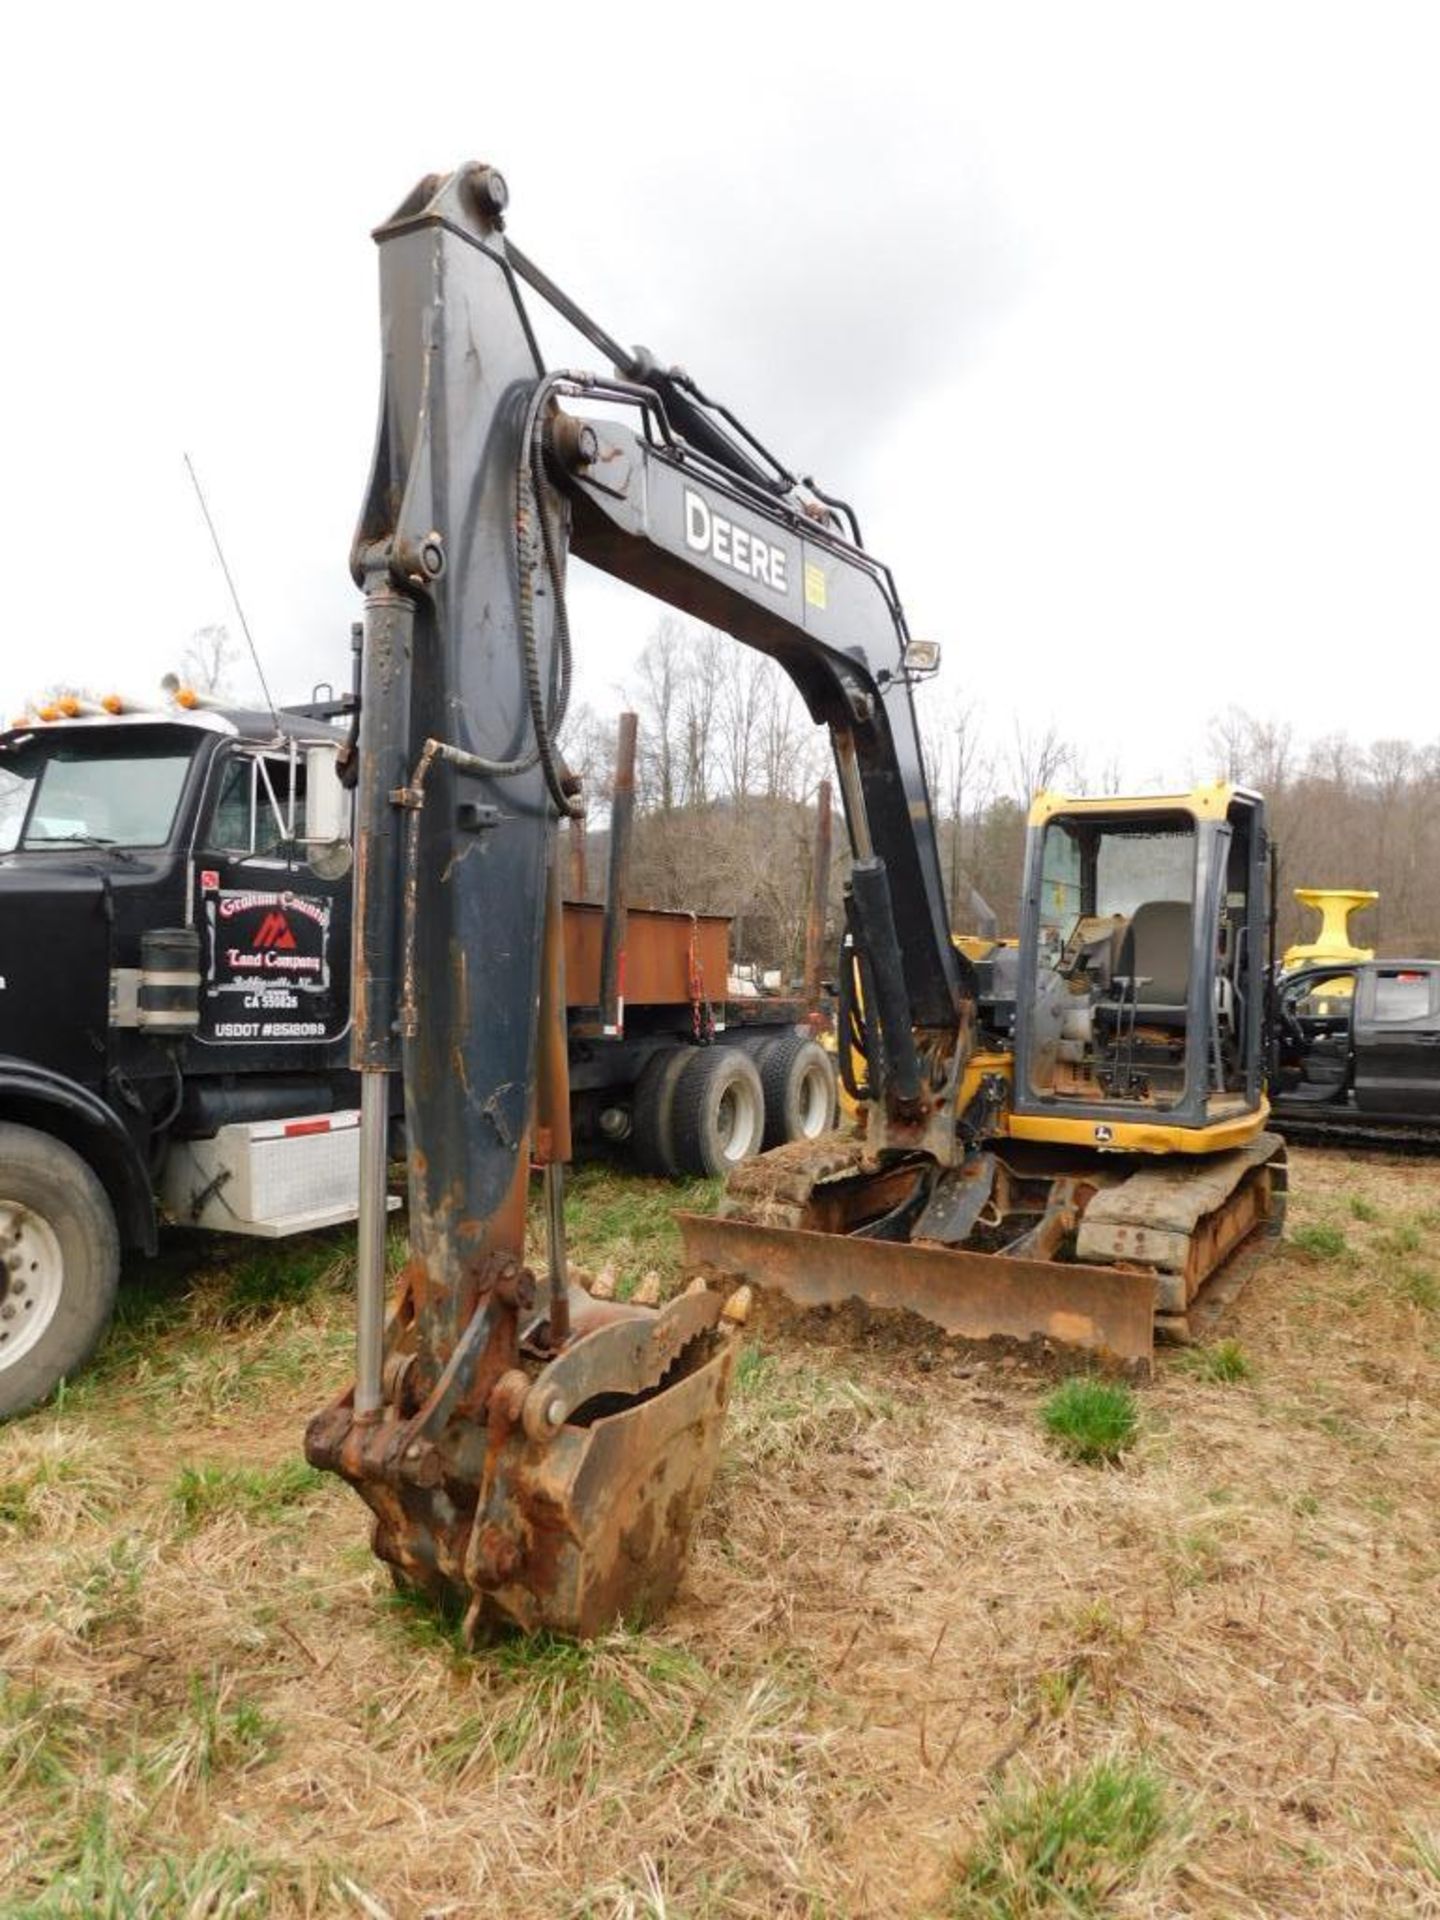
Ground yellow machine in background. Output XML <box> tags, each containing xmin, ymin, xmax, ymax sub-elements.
<box><xmin>1282</xmin><ymin>887</ymin><xmax>1377</xmax><ymax>970</ymax></box>
<box><xmin>1280</xmin><ymin>887</ymin><xmax>1376</xmax><ymax>1014</ymax></box>
<box><xmin>731</xmin><ymin>782</ymin><xmax>1285</xmax><ymax>1366</ymax></box>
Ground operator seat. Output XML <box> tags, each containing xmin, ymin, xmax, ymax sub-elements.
<box><xmin>1113</xmin><ymin>900</ymin><xmax>1192</xmax><ymax>1028</ymax></box>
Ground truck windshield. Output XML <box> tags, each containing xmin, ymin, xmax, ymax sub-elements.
<box><xmin>0</xmin><ymin>732</ymin><xmax>196</xmax><ymax>851</ymax></box>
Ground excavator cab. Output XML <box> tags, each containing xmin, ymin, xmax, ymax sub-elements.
<box><xmin>1011</xmin><ymin>786</ymin><xmax>1269</xmax><ymax>1144</ymax></box>
<box><xmin>696</xmin><ymin>784</ymin><xmax>1282</xmax><ymax>1367</ymax></box>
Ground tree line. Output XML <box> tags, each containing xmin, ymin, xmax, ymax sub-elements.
<box><xmin>566</xmin><ymin>620</ymin><xmax>1434</xmax><ymax>975</ymax></box>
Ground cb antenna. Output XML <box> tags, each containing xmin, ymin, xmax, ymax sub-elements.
<box><xmin>183</xmin><ymin>452</ymin><xmax>278</xmax><ymax>724</ymax></box>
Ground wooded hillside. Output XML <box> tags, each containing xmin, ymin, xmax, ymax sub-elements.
<box><xmin>567</xmin><ymin>620</ymin><xmax>1431</xmax><ymax>974</ymax></box>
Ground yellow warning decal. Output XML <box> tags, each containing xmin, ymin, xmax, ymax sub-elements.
<box><xmin>804</xmin><ymin>563</ymin><xmax>827</xmax><ymax>610</ymax></box>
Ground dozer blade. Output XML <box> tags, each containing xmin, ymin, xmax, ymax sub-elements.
<box><xmin>677</xmin><ymin>1211</ymin><xmax>1157</xmax><ymax>1373</ymax></box>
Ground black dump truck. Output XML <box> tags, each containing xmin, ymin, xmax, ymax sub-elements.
<box><xmin>0</xmin><ymin>697</ymin><xmax>834</xmax><ymax>1416</ymax></box>
<box><xmin>0</xmin><ymin>697</ymin><xmax>364</xmax><ymax>1415</ymax></box>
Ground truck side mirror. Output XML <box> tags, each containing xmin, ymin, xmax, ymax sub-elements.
<box><xmin>303</xmin><ymin>743</ymin><xmax>353</xmax><ymax>880</ymax></box>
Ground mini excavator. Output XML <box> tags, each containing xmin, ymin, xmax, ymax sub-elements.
<box><xmin>307</xmin><ymin>162</ymin><xmax>1286</xmax><ymax>1640</ymax></box>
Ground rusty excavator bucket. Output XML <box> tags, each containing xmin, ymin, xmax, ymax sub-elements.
<box><xmin>308</xmin><ymin>1276</ymin><xmax>740</xmax><ymax>1639</ymax></box>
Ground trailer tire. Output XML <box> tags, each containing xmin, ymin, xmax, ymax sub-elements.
<box><xmin>670</xmin><ymin>1048</ymin><xmax>766</xmax><ymax>1178</ymax></box>
<box><xmin>631</xmin><ymin>1047</ymin><xmax>693</xmax><ymax>1176</ymax></box>
<box><xmin>759</xmin><ymin>1036</ymin><xmax>839</xmax><ymax>1149</ymax></box>
<box><xmin>0</xmin><ymin>1124</ymin><xmax>120</xmax><ymax>1420</ymax></box>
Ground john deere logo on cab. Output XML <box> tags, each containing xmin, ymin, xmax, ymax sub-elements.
<box><xmin>684</xmin><ymin>489</ymin><xmax>787</xmax><ymax>595</ymax></box>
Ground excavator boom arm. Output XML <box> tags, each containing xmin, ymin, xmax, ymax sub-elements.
<box><xmin>557</xmin><ymin>385</ymin><xmax>966</xmax><ymax>1040</ymax></box>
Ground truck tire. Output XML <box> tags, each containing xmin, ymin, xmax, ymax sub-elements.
<box><xmin>631</xmin><ymin>1047</ymin><xmax>693</xmax><ymax>1176</ymax></box>
<box><xmin>759</xmin><ymin>1035</ymin><xmax>839</xmax><ymax>1149</ymax></box>
<box><xmin>0</xmin><ymin>1124</ymin><xmax>120</xmax><ymax>1419</ymax></box>
<box><xmin>670</xmin><ymin>1047</ymin><xmax>766</xmax><ymax>1178</ymax></box>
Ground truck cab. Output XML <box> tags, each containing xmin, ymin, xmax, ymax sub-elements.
<box><xmin>0</xmin><ymin>698</ymin><xmax>361</xmax><ymax>1415</ymax></box>
<box><xmin>1273</xmin><ymin>958</ymin><xmax>1440</xmax><ymax>1130</ymax></box>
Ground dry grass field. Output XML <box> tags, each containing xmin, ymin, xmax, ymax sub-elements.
<box><xmin>2</xmin><ymin>1147</ymin><xmax>1438</xmax><ymax>1918</ymax></box>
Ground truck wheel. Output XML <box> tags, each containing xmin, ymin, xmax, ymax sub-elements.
<box><xmin>0</xmin><ymin>1125</ymin><xmax>120</xmax><ymax>1420</ymax></box>
<box><xmin>670</xmin><ymin>1048</ymin><xmax>766</xmax><ymax>1178</ymax></box>
<box><xmin>759</xmin><ymin>1036</ymin><xmax>839</xmax><ymax>1149</ymax></box>
<box><xmin>631</xmin><ymin>1047</ymin><xmax>693</xmax><ymax>1176</ymax></box>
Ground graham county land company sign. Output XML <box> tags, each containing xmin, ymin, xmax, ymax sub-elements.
<box><xmin>199</xmin><ymin>888</ymin><xmax>339</xmax><ymax>1042</ymax></box>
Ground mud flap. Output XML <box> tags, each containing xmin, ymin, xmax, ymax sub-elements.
<box><xmin>677</xmin><ymin>1211</ymin><xmax>1156</xmax><ymax>1374</ymax></box>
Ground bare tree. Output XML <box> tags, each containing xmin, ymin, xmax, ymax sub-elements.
<box><xmin>1007</xmin><ymin>718</ymin><xmax>1072</xmax><ymax>803</ymax></box>
<box><xmin>680</xmin><ymin>630</ymin><xmax>724</xmax><ymax>807</ymax></box>
<box><xmin>633</xmin><ymin>618</ymin><xmax>686</xmax><ymax>812</ymax></box>
<box><xmin>181</xmin><ymin>623</ymin><xmax>242</xmax><ymax>696</ymax></box>
<box><xmin>719</xmin><ymin>650</ymin><xmax>767</xmax><ymax>806</ymax></box>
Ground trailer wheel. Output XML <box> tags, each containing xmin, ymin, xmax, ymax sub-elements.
<box><xmin>0</xmin><ymin>1124</ymin><xmax>120</xmax><ymax>1420</ymax></box>
<box><xmin>759</xmin><ymin>1036</ymin><xmax>839</xmax><ymax>1149</ymax></box>
<box><xmin>670</xmin><ymin>1048</ymin><xmax>766</xmax><ymax>1178</ymax></box>
<box><xmin>631</xmin><ymin>1047</ymin><xmax>693</xmax><ymax>1176</ymax></box>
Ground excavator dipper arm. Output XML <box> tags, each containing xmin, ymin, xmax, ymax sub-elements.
<box><xmin>305</xmin><ymin>167</ymin><xmax>734</xmax><ymax>1638</ymax></box>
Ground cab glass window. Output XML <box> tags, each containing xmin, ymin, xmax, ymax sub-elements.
<box><xmin>206</xmin><ymin>753</ymin><xmax>306</xmax><ymax>856</ymax></box>
<box><xmin>1373</xmin><ymin>970</ymin><xmax>1432</xmax><ymax>1022</ymax></box>
<box><xmin>1292</xmin><ymin>973</ymin><xmax>1355</xmax><ymax>1020</ymax></box>
<box><xmin>1036</xmin><ymin>824</ymin><xmax>1082</xmax><ymax>959</ymax></box>
<box><xmin>1</xmin><ymin>731</ymin><xmax>194</xmax><ymax>849</ymax></box>
<box><xmin>0</xmin><ymin>756</ymin><xmax>36</xmax><ymax>852</ymax></box>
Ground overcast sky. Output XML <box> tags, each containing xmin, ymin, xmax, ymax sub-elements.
<box><xmin>4</xmin><ymin>3</ymin><xmax>1437</xmax><ymax>793</ymax></box>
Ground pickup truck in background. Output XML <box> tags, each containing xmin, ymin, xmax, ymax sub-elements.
<box><xmin>1272</xmin><ymin>958</ymin><xmax>1440</xmax><ymax>1141</ymax></box>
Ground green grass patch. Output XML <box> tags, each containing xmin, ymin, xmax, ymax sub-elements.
<box><xmin>1378</xmin><ymin>1223</ymin><xmax>1423</xmax><ymax>1257</ymax></box>
<box><xmin>67</xmin><ymin>1535</ymin><xmax>149</xmax><ymax>1640</ymax></box>
<box><xmin>6</xmin><ymin>1809</ymin><xmax>279</xmax><ymax>1919</ymax></box>
<box><xmin>948</xmin><ymin>1757</ymin><xmax>1169</xmax><ymax>1917</ymax></box>
<box><xmin>169</xmin><ymin>1458</ymin><xmax>326</xmax><ymax>1529</ymax></box>
<box><xmin>372</xmin><ymin>1599</ymin><xmax>720</xmax><ymax>1789</ymax></box>
<box><xmin>380</xmin><ymin>1577</ymin><xmax>471</xmax><ymax>1659</ymax></box>
<box><xmin>218</xmin><ymin>1237</ymin><xmax>353</xmax><ymax>1322</ymax></box>
<box><xmin>0</xmin><ymin>1437</ymin><xmax>130</xmax><ymax>1537</ymax></box>
<box><xmin>555</xmin><ymin>1164</ymin><xmax>719</xmax><ymax>1293</ymax></box>
<box><xmin>1177</xmin><ymin>1338</ymin><xmax>1252</xmax><ymax>1384</ymax></box>
<box><xmin>429</xmin><ymin>1631</ymin><xmax>710</xmax><ymax>1783</ymax></box>
<box><xmin>1395</xmin><ymin>1265</ymin><xmax>1439</xmax><ymax>1311</ymax></box>
<box><xmin>1348</xmin><ymin>1195</ymin><xmax>1381</xmax><ymax>1224</ymax></box>
<box><xmin>144</xmin><ymin>1674</ymin><xmax>279</xmax><ymax>1792</ymax></box>
<box><xmin>1291</xmin><ymin>1222</ymin><xmax>1348</xmax><ymax>1259</ymax></box>
<box><xmin>49</xmin><ymin>1231</ymin><xmax>359</xmax><ymax>1421</ymax></box>
<box><xmin>724</xmin><ymin>1346</ymin><xmax>898</xmax><ymax>1467</ymax></box>
<box><xmin>1407</xmin><ymin>1823</ymin><xmax>1440</xmax><ymax>1884</ymax></box>
<box><xmin>1169</xmin><ymin>1527</ymin><xmax>1227</xmax><ymax>1589</ymax></box>
<box><xmin>1040</xmin><ymin>1378</ymin><xmax>1139</xmax><ymax>1465</ymax></box>
<box><xmin>0</xmin><ymin>1678</ymin><xmax>90</xmax><ymax>1800</ymax></box>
